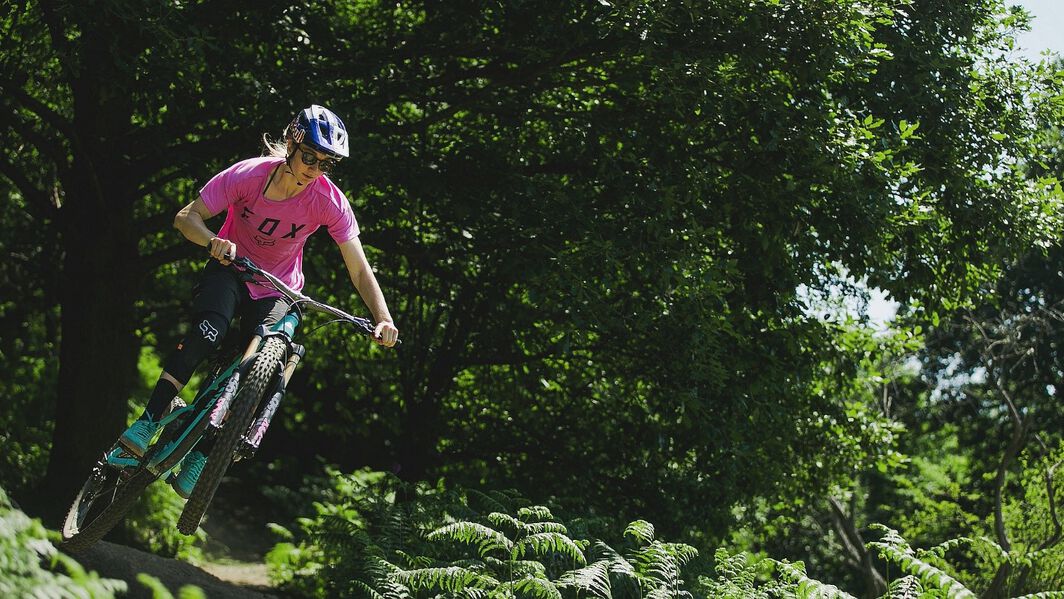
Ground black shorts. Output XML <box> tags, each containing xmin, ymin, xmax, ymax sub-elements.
<box><xmin>190</xmin><ymin>260</ymin><xmax>291</xmax><ymax>341</ymax></box>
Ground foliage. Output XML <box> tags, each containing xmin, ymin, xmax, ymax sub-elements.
<box><xmin>267</xmin><ymin>470</ymin><xmax>699</xmax><ymax>598</ymax></box>
<box><xmin>1</xmin><ymin>0</ymin><xmax>1060</xmax><ymax>529</ymax></box>
<box><xmin>135</xmin><ymin>574</ymin><xmax>206</xmax><ymax>599</ymax></box>
<box><xmin>0</xmin><ymin>176</ymin><xmax>58</xmax><ymax>499</ymax></box>
<box><xmin>279</xmin><ymin>0</ymin><xmax>1064</xmax><ymax>541</ymax></box>
<box><xmin>700</xmin><ymin>529</ymin><xmax>1064</xmax><ymax>599</ymax></box>
<box><xmin>912</xmin><ymin>243</ymin><xmax>1064</xmax><ymax>595</ymax></box>
<box><xmin>998</xmin><ymin>443</ymin><xmax>1064</xmax><ymax>592</ymax></box>
<box><xmin>0</xmin><ymin>485</ymin><xmax>126</xmax><ymax>597</ymax></box>
<box><xmin>96</xmin><ymin>346</ymin><xmax>208</xmax><ymax>560</ymax></box>
<box><xmin>868</xmin><ymin>525</ymin><xmax>976</xmax><ymax>598</ymax></box>
<box><xmin>0</xmin><ymin>0</ymin><xmax>1063</xmax><ymax>593</ymax></box>
<box><xmin>120</xmin><ymin>479</ymin><xmax>206</xmax><ymax>561</ymax></box>
<box><xmin>267</xmin><ymin>469</ymin><xmax>1064</xmax><ymax>598</ymax></box>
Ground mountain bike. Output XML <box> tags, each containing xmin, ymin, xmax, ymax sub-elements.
<box><xmin>61</xmin><ymin>255</ymin><xmax>395</xmax><ymax>551</ymax></box>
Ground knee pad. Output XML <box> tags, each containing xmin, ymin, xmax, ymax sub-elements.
<box><xmin>163</xmin><ymin>311</ymin><xmax>230</xmax><ymax>384</ymax></box>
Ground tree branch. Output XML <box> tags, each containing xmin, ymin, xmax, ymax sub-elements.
<box><xmin>0</xmin><ymin>77</ymin><xmax>75</xmax><ymax>141</ymax></box>
<box><xmin>1034</xmin><ymin>434</ymin><xmax>1063</xmax><ymax>551</ymax></box>
<box><xmin>827</xmin><ymin>496</ymin><xmax>888</xmax><ymax>596</ymax></box>
<box><xmin>967</xmin><ymin>311</ymin><xmax>1034</xmax><ymax>598</ymax></box>
<box><xmin>0</xmin><ymin>153</ymin><xmax>59</xmax><ymax>221</ymax></box>
<box><xmin>0</xmin><ymin>104</ymin><xmax>72</xmax><ymax>171</ymax></box>
<box><xmin>37</xmin><ymin>0</ymin><xmax>79</xmax><ymax>92</ymax></box>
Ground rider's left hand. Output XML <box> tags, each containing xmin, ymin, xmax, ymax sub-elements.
<box><xmin>374</xmin><ymin>320</ymin><xmax>399</xmax><ymax>348</ymax></box>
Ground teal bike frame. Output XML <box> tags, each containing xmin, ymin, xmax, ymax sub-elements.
<box><xmin>101</xmin><ymin>254</ymin><xmax>387</xmax><ymax>480</ymax></box>
<box><xmin>104</xmin><ymin>309</ymin><xmax>304</xmax><ymax>478</ymax></box>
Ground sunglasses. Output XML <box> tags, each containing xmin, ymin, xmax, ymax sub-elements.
<box><xmin>298</xmin><ymin>146</ymin><xmax>340</xmax><ymax>173</ymax></box>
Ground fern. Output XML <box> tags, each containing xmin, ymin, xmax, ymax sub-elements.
<box><xmin>774</xmin><ymin>560</ymin><xmax>858</xmax><ymax>599</ymax></box>
<box><xmin>393</xmin><ymin>548</ymin><xmax>435</xmax><ymax>569</ymax></box>
<box><xmin>887</xmin><ymin>575</ymin><xmax>921</xmax><ymax>599</ymax></box>
<box><xmin>347</xmin><ymin>579</ymin><xmax>386</xmax><ymax>599</ymax></box>
<box><xmin>589</xmin><ymin>540</ymin><xmax>637</xmax><ymax>577</ymax></box>
<box><xmin>313</xmin><ymin>514</ymin><xmax>372</xmax><ymax>553</ymax></box>
<box><xmin>512</xmin><ymin>575</ymin><xmax>563</xmax><ymax>599</ymax></box>
<box><xmin>869</xmin><ymin>527</ymin><xmax>975</xmax><ymax>599</ymax></box>
<box><xmin>394</xmin><ymin>566</ymin><xmax>501</xmax><ymax>593</ymax></box>
<box><xmin>512</xmin><ymin>532</ymin><xmax>587</xmax><ymax>565</ymax></box>
<box><xmin>555</xmin><ymin>559</ymin><xmax>612</xmax><ymax>598</ymax></box>
<box><xmin>489</xmin><ymin>512</ymin><xmax>527</xmax><ymax>535</ymax></box>
<box><xmin>467</xmin><ymin>488</ymin><xmax>526</xmax><ymax>515</ymax></box>
<box><xmin>646</xmin><ymin>587</ymin><xmax>693</xmax><ymax>599</ymax></box>
<box><xmin>429</xmin><ymin>521</ymin><xmax>514</xmax><ymax>557</ymax></box>
<box><xmin>344</xmin><ymin>555</ymin><xmax>410</xmax><ymax>599</ymax></box>
<box><xmin>709</xmin><ymin>548</ymin><xmax>758</xmax><ymax>592</ymax></box>
<box><xmin>624</xmin><ymin>519</ymin><xmax>656</xmax><ymax>545</ymax></box>
<box><xmin>524</xmin><ymin>521</ymin><xmax>569</xmax><ymax>535</ymax></box>
<box><xmin>484</xmin><ymin>556</ymin><xmax>548</xmax><ymax>578</ymax></box>
<box><xmin>518</xmin><ymin>506</ymin><xmax>556</xmax><ymax>523</ymax></box>
<box><xmin>467</xmin><ymin>489</ymin><xmax>512</xmax><ymax>514</ymax></box>
<box><xmin>918</xmin><ymin>536</ymin><xmax>975</xmax><ymax>561</ymax></box>
<box><xmin>631</xmin><ymin>540</ymin><xmax>698</xmax><ymax>594</ymax></box>
<box><xmin>487</xmin><ymin>585</ymin><xmax>517</xmax><ymax>599</ymax></box>
<box><xmin>700</xmin><ymin>549</ymin><xmax>802</xmax><ymax>598</ymax></box>
<box><xmin>970</xmin><ymin>536</ymin><xmax>1008</xmax><ymax>566</ymax></box>
<box><xmin>875</xmin><ymin>545</ymin><xmax>974</xmax><ymax>598</ymax></box>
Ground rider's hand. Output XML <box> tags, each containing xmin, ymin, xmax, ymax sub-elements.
<box><xmin>374</xmin><ymin>320</ymin><xmax>399</xmax><ymax>348</ymax></box>
<box><xmin>208</xmin><ymin>237</ymin><xmax>236</xmax><ymax>265</ymax></box>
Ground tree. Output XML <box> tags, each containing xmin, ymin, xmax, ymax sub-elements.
<box><xmin>271</xmin><ymin>0</ymin><xmax>1064</xmax><ymax>535</ymax></box>
<box><xmin>0</xmin><ymin>0</ymin><xmax>314</xmax><ymax>514</ymax></box>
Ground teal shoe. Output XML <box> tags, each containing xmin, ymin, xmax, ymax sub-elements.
<box><xmin>118</xmin><ymin>418</ymin><xmax>162</xmax><ymax>458</ymax></box>
<box><xmin>172</xmin><ymin>451</ymin><xmax>207</xmax><ymax>499</ymax></box>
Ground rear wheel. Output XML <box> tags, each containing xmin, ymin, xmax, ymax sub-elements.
<box><xmin>177</xmin><ymin>336</ymin><xmax>286</xmax><ymax>535</ymax></box>
<box><xmin>60</xmin><ymin>458</ymin><xmax>154</xmax><ymax>553</ymax></box>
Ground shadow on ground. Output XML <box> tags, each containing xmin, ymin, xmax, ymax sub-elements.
<box><xmin>71</xmin><ymin>539</ymin><xmax>277</xmax><ymax>599</ymax></box>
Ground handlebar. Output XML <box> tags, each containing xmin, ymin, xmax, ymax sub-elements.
<box><xmin>213</xmin><ymin>251</ymin><xmax>398</xmax><ymax>345</ymax></box>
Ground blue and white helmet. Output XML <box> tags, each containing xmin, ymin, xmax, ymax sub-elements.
<box><xmin>289</xmin><ymin>105</ymin><xmax>349</xmax><ymax>158</ymax></box>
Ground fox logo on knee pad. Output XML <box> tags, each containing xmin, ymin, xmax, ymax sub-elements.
<box><xmin>199</xmin><ymin>319</ymin><xmax>220</xmax><ymax>343</ymax></box>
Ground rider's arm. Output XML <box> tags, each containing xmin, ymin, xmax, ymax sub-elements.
<box><xmin>175</xmin><ymin>198</ymin><xmax>234</xmax><ymax>262</ymax></box>
<box><xmin>338</xmin><ymin>237</ymin><xmax>398</xmax><ymax>346</ymax></box>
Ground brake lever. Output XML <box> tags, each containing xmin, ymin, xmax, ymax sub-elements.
<box><xmin>351</xmin><ymin>319</ymin><xmax>402</xmax><ymax>346</ymax></box>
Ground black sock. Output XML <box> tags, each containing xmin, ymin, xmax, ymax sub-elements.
<box><xmin>143</xmin><ymin>379</ymin><xmax>180</xmax><ymax>421</ymax></box>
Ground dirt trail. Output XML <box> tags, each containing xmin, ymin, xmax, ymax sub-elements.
<box><xmin>66</xmin><ymin>472</ymin><xmax>288</xmax><ymax>598</ymax></box>
<box><xmin>73</xmin><ymin>539</ymin><xmax>277</xmax><ymax>598</ymax></box>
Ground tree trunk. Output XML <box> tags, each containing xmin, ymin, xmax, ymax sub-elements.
<box><xmin>395</xmin><ymin>388</ymin><xmax>444</xmax><ymax>482</ymax></box>
<box><xmin>38</xmin><ymin>187</ymin><xmax>140</xmax><ymax>523</ymax></box>
<box><xmin>394</xmin><ymin>344</ymin><xmax>462</xmax><ymax>482</ymax></box>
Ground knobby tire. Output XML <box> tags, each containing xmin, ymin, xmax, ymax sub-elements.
<box><xmin>177</xmin><ymin>336</ymin><xmax>286</xmax><ymax>535</ymax></box>
<box><xmin>60</xmin><ymin>466</ymin><xmax>154</xmax><ymax>553</ymax></box>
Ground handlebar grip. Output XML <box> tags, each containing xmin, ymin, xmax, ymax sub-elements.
<box><xmin>206</xmin><ymin>240</ymin><xmax>236</xmax><ymax>261</ymax></box>
<box><xmin>353</xmin><ymin>319</ymin><xmax>401</xmax><ymax>346</ymax></box>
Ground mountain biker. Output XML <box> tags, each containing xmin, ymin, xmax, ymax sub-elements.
<box><xmin>116</xmin><ymin>105</ymin><xmax>399</xmax><ymax>498</ymax></box>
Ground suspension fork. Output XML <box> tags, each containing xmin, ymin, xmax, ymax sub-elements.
<box><xmin>237</xmin><ymin>343</ymin><xmax>305</xmax><ymax>460</ymax></box>
<box><xmin>207</xmin><ymin>323</ymin><xmax>277</xmax><ymax>429</ymax></box>
<box><xmin>207</xmin><ymin>331</ymin><xmax>261</xmax><ymax>429</ymax></box>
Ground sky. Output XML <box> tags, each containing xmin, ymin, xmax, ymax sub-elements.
<box><xmin>1012</xmin><ymin>0</ymin><xmax>1064</xmax><ymax>61</ymax></box>
<box><xmin>864</xmin><ymin>0</ymin><xmax>1063</xmax><ymax>327</ymax></box>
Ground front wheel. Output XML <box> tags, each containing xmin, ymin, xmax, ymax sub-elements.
<box><xmin>177</xmin><ymin>336</ymin><xmax>286</xmax><ymax>535</ymax></box>
<box><xmin>61</xmin><ymin>458</ymin><xmax>154</xmax><ymax>552</ymax></box>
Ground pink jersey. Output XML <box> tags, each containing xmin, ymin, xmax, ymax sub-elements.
<box><xmin>199</xmin><ymin>157</ymin><xmax>360</xmax><ymax>300</ymax></box>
